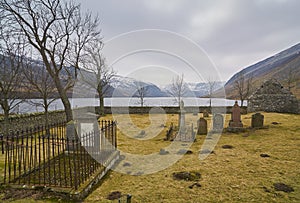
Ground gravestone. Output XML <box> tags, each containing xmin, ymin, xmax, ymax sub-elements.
<box><xmin>203</xmin><ymin>110</ymin><xmax>209</xmax><ymax>117</ymax></box>
<box><xmin>229</xmin><ymin>101</ymin><xmax>243</xmax><ymax>128</ymax></box>
<box><xmin>75</xmin><ymin>112</ymin><xmax>100</xmax><ymax>150</ymax></box>
<box><xmin>178</xmin><ymin>100</ymin><xmax>186</xmax><ymax>134</ymax></box>
<box><xmin>251</xmin><ymin>113</ymin><xmax>264</xmax><ymax>128</ymax></box>
<box><xmin>213</xmin><ymin>114</ymin><xmax>224</xmax><ymax>131</ymax></box>
<box><xmin>197</xmin><ymin>117</ymin><xmax>207</xmax><ymax>135</ymax></box>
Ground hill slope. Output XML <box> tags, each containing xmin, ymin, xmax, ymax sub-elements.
<box><xmin>223</xmin><ymin>43</ymin><xmax>300</xmax><ymax>99</ymax></box>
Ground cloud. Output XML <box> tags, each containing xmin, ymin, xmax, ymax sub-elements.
<box><xmin>143</xmin><ymin>0</ymin><xmax>184</xmax><ymax>13</ymax></box>
<box><xmin>79</xmin><ymin>0</ymin><xmax>300</xmax><ymax>82</ymax></box>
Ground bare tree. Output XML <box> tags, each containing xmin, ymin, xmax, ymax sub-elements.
<box><xmin>233</xmin><ymin>72</ymin><xmax>253</xmax><ymax>107</ymax></box>
<box><xmin>22</xmin><ymin>60</ymin><xmax>58</xmax><ymax>127</ymax></box>
<box><xmin>169</xmin><ymin>74</ymin><xmax>188</xmax><ymax>106</ymax></box>
<box><xmin>80</xmin><ymin>42</ymin><xmax>115</xmax><ymax>115</ymax></box>
<box><xmin>134</xmin><ymin>81</ymin><xmax>149</xmax><ymax>107</ymax></box>
<box><xmin>0</xmin><ymin>0</ymin><xmax>102</xmax><ymax>122</ymax></box>
<box><xmin>207</xmin><ymin>78</ymin><xmax>218</xmax><ymax>108</ymax></box>
<box><xmin>0</xmin><ymin>29</ymin><xmax>25</xmax><ymax>134</ymax></box>
<box><xmin>285</xmin><ymin>66</ymin><xmax>296</xmax><ymax>91</ymax></box>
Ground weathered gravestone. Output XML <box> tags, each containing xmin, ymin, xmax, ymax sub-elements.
<box><xmin>213</xmin><ymin>114</ymin><xmax>224</xmax><ymax>131</ymax></box>
<box><xmin>197</xmin><ymin>117</ymin><xmax>207</xmax><ymax>135</ymax></box>
<box><xmin>178</xmin><ymin>100</ymin><xmax>186</xmax><ymax>135</ymax></box>
<box><xmin>229</xmin><ymin>101</ymin><xmax>243</xmax><ymax>128</ymax></box>
<box><xmin>251</xmin><ymin>113</ymin><xmax>264</xmax><ymax>128</ymax></box>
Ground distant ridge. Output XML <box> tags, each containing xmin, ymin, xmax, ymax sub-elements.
<box><xmin>222</xmin><ymin>43</ymin><xmax>300</xmax><ymax>99</ymax></box>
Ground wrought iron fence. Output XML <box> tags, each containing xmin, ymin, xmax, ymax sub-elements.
<box><xmin>0</xmin><ymin>120</ymin><xmax>117</xmax><ymax>190</ymax></box>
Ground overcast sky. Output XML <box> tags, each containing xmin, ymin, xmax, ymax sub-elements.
<box><xmin>78</xmin><ymin>0</ymin><xmax>300</xmax><ymax>85</ymax></box>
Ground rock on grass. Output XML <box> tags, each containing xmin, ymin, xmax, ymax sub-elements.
<box><xmin>107</xmin><ymin>191</ymin><xmax>122</xmax><ymax>200</ymax></box>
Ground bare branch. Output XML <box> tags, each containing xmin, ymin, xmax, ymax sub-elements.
<box><xmin>0</xmin><ymin>0</ymin><xmax>103</xmax><ymax>121</ymax></box>
<box><xmin>169</xmin><ymin>74</ymin><xmax>188</xmax><ymax>106</ymax></box>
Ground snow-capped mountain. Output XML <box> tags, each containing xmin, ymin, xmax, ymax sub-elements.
<box><xmin>110</xmin><ymin>75</ymin><xmax>168</xmax><ymax>97</ymax></box>
<box><xmin>161</xmin><ymin>81</ymin><xmax>225</xmax><ymax>97</ymax></box>
<box><xmin>76</xmin><ymin>72</ymin><xmax>226</xmax><ymax>98</ymax></box>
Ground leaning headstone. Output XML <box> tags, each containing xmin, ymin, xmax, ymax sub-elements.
<box><xmin>229</xmin><ymin>101</ymin><xmax>243</xmax><ymax>128</ymax></box>
<box><xmin>213</xmin><ymin>114</ymin><xmax>224</xmax><ymax>131</ymax></box>
<box><xmin>197</xmin><ymin>118</ymin><xmax>207</xmax><ymax>135</ymax></box>
<box><xmin>251</xmin><ymin>113</ymin><xmax>264</xmax><ymax>128</ymax></box>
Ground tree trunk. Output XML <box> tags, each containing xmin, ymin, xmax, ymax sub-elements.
<box><xmin>40</xmin><ymin>52</ymin><xmax>73</xmax><ymax>122</ymax></box>
<box><xmin>51</xmin><ymin>72</ymin><xmax>73</xmax><ymax>122</ymax></box>
<box><xmin>61</xmin><ymin>94</ymin><xmax>73</xmax><ymax>122</ymax></box>
<box><xmin>99</xmin><ymin>93</ymin><xmax>105</xmax><ymax>116</ymax></box>
<box><xmin>241</xmin><ymin>99</ymin><xmax>244</xmax><ymax>107</ymax></box>
<box><xmin>43</xmin><ymin>98</ymin><xmax>51</xmax><ymax>136</ymax></box>
<box><xmin>2</xmin><ymin>100</ymin><xmax>10</xmax><ymax>136</ymax></box>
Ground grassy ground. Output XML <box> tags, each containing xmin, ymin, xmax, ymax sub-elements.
<box><xmin>1</xmin><ymin>112</ymin><xmax>300</xmax><ymax>202</ymax></box>
<box><xmin>85</xmin><ymin>112</ymin><xmax>300</xmax><ymax>203</ymax></box>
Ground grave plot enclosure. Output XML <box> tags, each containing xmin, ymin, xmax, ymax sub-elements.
<box><xmin>0</xmin><ymin>120</ymin><xmax>118</xmax><ymax>191</ymax></box>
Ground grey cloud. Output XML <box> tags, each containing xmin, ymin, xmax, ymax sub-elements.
<box><xmin>79</xmin><ymin>0</ymin><xmax>300</xmax><ymax>82</ymax></box>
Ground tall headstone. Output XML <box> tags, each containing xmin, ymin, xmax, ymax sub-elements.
<box><xmin>213</xmin><ymin>114</ymin><xmax>224</xmax><ymax>131</ymax></box>
<box><xmin>229</xmin><ymin>101</ymin><xmax>243</xmax><ymax>128</ymax></box>
<box><xmin>197</xmin><ymin>117</ymin><xmax>207</xmax><ymax>135</ymax></box>
<box><xmin>178</xmin><ymin>100</ymin><xmax>186</xmax><ymax>134</ymax></box>
<box><xmin>251</xmin><ymin>113</ymin><xmax>264</xmax><ymax>128</ymax></box>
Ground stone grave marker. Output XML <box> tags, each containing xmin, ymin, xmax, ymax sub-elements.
<box><xmin>251</xmin><ymin>113</ymin><xmax>264</xmax><ymax>128</ymax></box>
<box><xmin>213</xmin><ymin>114</ymin><xmax>224</xmax><ymax>131</ymax></box>
<box><xmin>229</xmin><ymin>101</ymin><xmax>243</xmax><ymax>128</ymax></box>
<box><xmin>197</xmin><ymin>117</ymin><xmax>207</xmax><ymax>135</ymax></box>
<box><xmin>178</xmin><ymin>100</ymin><xmax>186</xmax><ymax>134</ymax></box>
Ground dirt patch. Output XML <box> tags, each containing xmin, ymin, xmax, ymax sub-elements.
<box><xmin>159</xmin><ymin>149</ymin><xmax>169</xmax><ymax>155</ymax></box>
<box><xmin>262</xmin><ymin>186</ymin><xmax>271</xmax><ymax>193</ymax></box>
<box><xmin>188</xmin><ymin>182</ymin><xmax>201</xmax><ymax>189</ymax></box>
<box><xmin>260</xmin><ymin>153</ymin><xmax>270</xmax><ymax>158</ymax></box>
<box><xmin>199</xmin><ymin>149</ymin><xmax>215</xmax><ymax>154</ymax></box>
<box><xmin>273</xmin><ymin>183</ymin><xmax>294</xmax><ymax>193</ymax></box>
<box><xmin>123</xmin><ymin>162</ymin><xmax>131</xmax><ymax>167</ymax></box>
<box><xmin>177</xmin><ymin>149</ymin><xmax>193</xmax><ymax>155</ymax></box>
<box><xmin>107</xmin><ymin>191</ymin><xmax>122</xmax><ymax>200</ymax></box>
<box><xmin>172</xmin><ymin>171</ymin><xmax>201</xmax><ymax>181</ymax></box>
<box><xmin>222</xmin><ymin>145</ymin><xmax>234</xmax><ymax>149</ymax></box>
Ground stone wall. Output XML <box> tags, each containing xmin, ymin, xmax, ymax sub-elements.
<box><xmin>0</xmin><ymin>111</ymin><xmax>66</xmax><ymax>133</ymax></box>
<box><xmin>93</xmin><ymin>106</ymin><xmax>247</xmax><ymax>115</ymax></box>
<box><xmin>248</xmin><ymin>79</ymin><xmax>300</xmax><ymax>114</ymax></box>
<box><xmin>0</xmin><ymin>105</ymin><xmax>248</xmax><ymax>133</ymax></box>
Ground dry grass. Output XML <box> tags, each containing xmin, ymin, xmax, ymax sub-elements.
<box><xmin>0</xmin><ymin>112</ymin><xmax>299</xmax><ymax>202</ymax></box>
<box><xmin>85</xmin><ymin>112</ymin><xmax>300</xmax><ymax>203</ymax></box>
